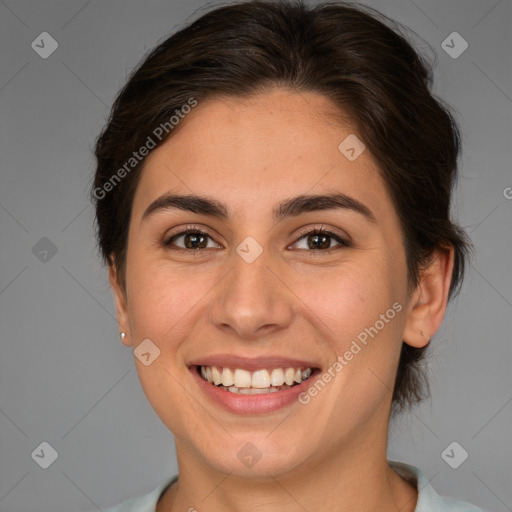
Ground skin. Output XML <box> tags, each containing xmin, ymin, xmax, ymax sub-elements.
<box><xmin>109</xmin><ymin>88</ymin><xmax>454</xmax><ymax>512</ymax></box>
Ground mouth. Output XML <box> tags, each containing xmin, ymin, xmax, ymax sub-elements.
<box><xmin>194</xmin><ymin>364</ymin><xmax>316</xmax><ymax>394</ymax></box>
<box><xmin>188</xmin><ymin>355</ymin><xmax>322</xmax><ymax>414</ymax></box>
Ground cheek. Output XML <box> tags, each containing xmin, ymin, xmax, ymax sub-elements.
<box><xmin>126</xmin><ymin>253</ymin><xmax>206</xmax><ymax>341</ymax></box>
<box><xmin>124</xmin><ymin>256</ymin><xmax>211</xmax><ymax>433</ymax></box>
<box><xmin>298</xmin><ymin>256</ymin><xmax>405</xmax><ymax>396</ymax></box>
<box><xmin>293</xmin><ymin>258</ymin><xmax>401</xmax><ymax>342</ymax></box>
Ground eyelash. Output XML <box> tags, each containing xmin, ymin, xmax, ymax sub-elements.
<box><xmin>162</xmin><ymin>226</ymin><xmax>351</xmax><ymax>253</ymax></box>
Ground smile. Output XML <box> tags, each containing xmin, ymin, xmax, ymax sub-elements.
<box><xmin>199</xmin><ymin>365</ymin><xmax>313</xmax><ymax>394</ymax></box>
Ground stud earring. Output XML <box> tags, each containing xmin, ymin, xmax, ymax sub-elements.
<box><xmin>119</xmin><ymin>332</ymin><xmax>127</xmax><ymax>341</ymax></box>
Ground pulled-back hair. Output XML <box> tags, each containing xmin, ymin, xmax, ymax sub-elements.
<box><xmin>92</xmin><ymin>0</ymin><xmax>471</xmax><ymax>412</ymax></box>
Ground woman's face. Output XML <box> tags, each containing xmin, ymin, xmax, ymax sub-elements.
<box><xmin>112</xmin><ymin>88</ymin><xmax>419</xmax><ymax>477</ymax></box>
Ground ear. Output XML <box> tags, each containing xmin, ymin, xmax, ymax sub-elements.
<box><xmin>403</xmin><ymin>245</ymin><xmax>455</xmax><ymax>348</ymax></box>
<box><xmin>108</xmin><ymin>256</ymin><xmax>132</xmax><ymax>347</ymax></box>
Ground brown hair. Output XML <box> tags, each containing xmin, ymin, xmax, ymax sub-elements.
<box><xmin>91</xmin><ymin>0</ymin><xmax>471</xmax><ymax>412</ymax></box>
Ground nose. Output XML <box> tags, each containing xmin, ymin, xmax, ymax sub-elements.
<box><xmin>208</xmin><ymin>244</ymin><xmax>294</xmax><ymax>341</ymax></box>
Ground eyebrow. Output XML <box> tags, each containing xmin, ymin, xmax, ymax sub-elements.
<box><xmin>141</xmin><ymin>192</ymin><xmax>376</xmax><ymax>224</ymax></box>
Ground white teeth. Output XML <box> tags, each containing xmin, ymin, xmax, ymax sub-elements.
<box><xmin>270</xmin><ymin>368</ymin><xmax>285</xmax><ymax>386</ymax></box>
<box><xmin>211</xmin><ymin>366</ymin><xmax>222</xmax><ymax>385</ymax></box>
<box><xmin>238</xmin><ymin>387</ymin><xmax>268</xmax><ymax>394</ymax></box>
<box><xmin>199</xmin><ymin>365</ymin><xmax>314</xmax><ymax>391</ymax></box>
<box><xmin>237</xmin><ymin>387</ymin><xmax>254</xmax><ymax>395</ymax></box>
<box><xmin>234</xmin><ymin>368</ymin><xmax>252</xmax><ymax>388</ymax></box>
<box><xmin>227</xmin><ymin>384</ymin><xmax>292</xmax><ymax>394</ymax></box>
<box><xmin>221</xmin><ymin>367</ymin><xmax>234</xmax><ymax>387</ymax></box>
<box><xmin>284</xmin><ymin>368</ymin><xmax>295</xmax><ymax>385</ymax></box>
<box><xmin>252</xmin><ymin>369</ymin><xmax>271</xmax><ymax>388</ymax></box>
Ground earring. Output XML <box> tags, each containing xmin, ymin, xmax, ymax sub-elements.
<box><xmin>119</xmin><ymin>332</ymin><xmax>127</xmax><ymax>341</ymax></box>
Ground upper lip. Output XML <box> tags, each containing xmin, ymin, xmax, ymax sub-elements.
<box><xmin>188</xmin><ymin>354</ymin><xmax>320</xmax><ymax>372</ymax></box>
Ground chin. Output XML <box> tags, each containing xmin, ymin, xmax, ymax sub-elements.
<box><xmin>196</xmin><ymin>432</ymin><xmax>314</xmax><ymax>479</ymax></box>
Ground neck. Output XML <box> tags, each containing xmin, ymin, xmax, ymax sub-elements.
<box><xmin>157</xmin><ymin>426</ymin><xmax>417</xmax><ymax>512</ymax></box>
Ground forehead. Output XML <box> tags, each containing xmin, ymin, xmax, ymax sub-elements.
<box><xmin>132</xmin><ymin>89</ymin><xmax>389</xmax><ymax>221</ymax></box>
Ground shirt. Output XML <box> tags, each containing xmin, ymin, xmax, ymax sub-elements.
<box><xmin>103</xmin><ymin>460</ymin><xmax>486</xmax><ymax>512</ymax></box>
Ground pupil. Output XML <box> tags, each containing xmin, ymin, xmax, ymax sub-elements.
<box><xmin>308</xmin><ymin>234</ymin><xmax>330</xmax><ymax>250</ymax></box>
<box><xmin>185</xmin><ymin>233</ymin><xmax>207</xmax><ymax>249</ymax></box>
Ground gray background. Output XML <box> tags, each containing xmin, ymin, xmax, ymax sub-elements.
<box><xmin>0</xmin><ymin>0</ymin><xmax>510</xmax><ymax>510</ymax></box>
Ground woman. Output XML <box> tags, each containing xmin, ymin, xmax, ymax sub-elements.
<box><xmin>91</xmin><ymin>1</ymin><xmax>483</xmax><ymax>510</ymax></box>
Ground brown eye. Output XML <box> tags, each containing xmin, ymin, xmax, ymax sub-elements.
<box><xmin>164</xmin><ymin>229</ymin><xmax>220</xmax><ymax>250</ymax></box>
<box><xmin>292</xmin><ymin>228</ymin><xmax>350</xmax><ymax>251</ymax></box>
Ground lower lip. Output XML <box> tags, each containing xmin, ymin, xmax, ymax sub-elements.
<box><xmin>191</xmin><ymin>366</ymin><xmax>319</xmax><ymax>414</ymax></box>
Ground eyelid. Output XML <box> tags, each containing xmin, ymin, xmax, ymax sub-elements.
<box><xmin>162</xmin><ymin>223</ymin><xmax>352</xmax><ymax>250</ymax></box>
<box><xmin>163</xmin><ymin>224</ymin><xmax>221</xmax><ymax>248</ymax></box>
<box><xmin>290</xmin><ymin>225</ymin><xmax>351</xmax><ymax>251</ymax></box>
<box><xmin>293</xmin><ymin>224</ymin><xmax>351</xmax><ymax>243</ymax></box>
